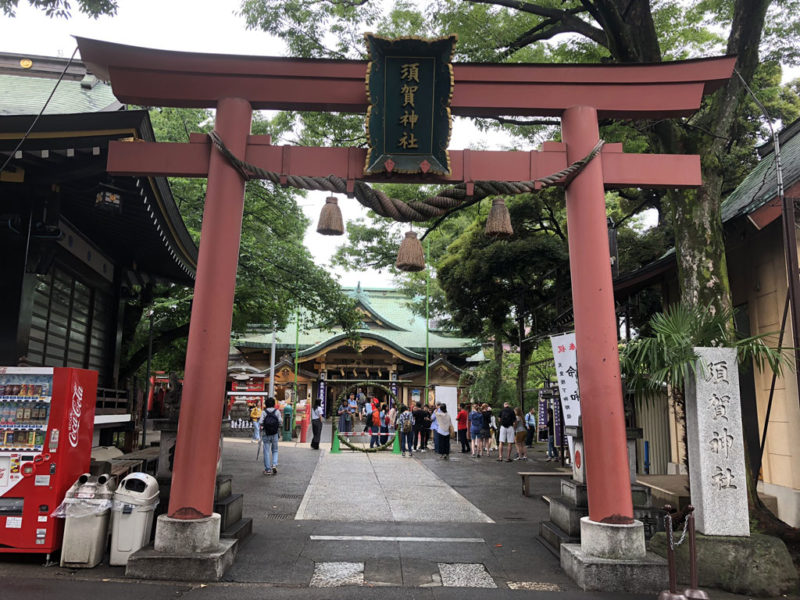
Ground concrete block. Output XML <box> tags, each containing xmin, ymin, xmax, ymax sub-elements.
<box><xmin>125</xmin><ymin>538</ymin><xmax>237</xmax><ymax>582</ymax></box>
<box><xmin>539</xmin><ymin>520</ymin><xmax>578</xmax><ymax>556</ymax></box>
<box><xmin>561</xmin><ymin>479</ymin><xmax>588</xmax><ymax>507</ymax></box>
<box><xmin>560</xmin><ymin>543</ymin><xmax>667</xmax><ymax>593</ymax></box>
<box><xmin>154</xmin><ymin>513</ymin><xmax>221</xmax><ymax>553</ymax></box>
<box><xmin>220</xmin><ymin>517</ymin><xmax>252</xmax><ymax>541</ymax></box>
<box><xmin>580</xmin><ymin>517</ymin><xmax>645</xmax><ymax>560</ymax></box>
<box><xmin>549</xmin><ymin>495</ymin><xmax>586</xmax><ymax>537</ymax></box>
<box><xmin>214</xmin><ymin>493</ymin><xmax>243</xmax><ymax>531</ymax></box>
<box><xmin>649</xmin><ymin>531</ymin><xmax>798</xmax><ymax>597</ymax></box>
<box><xmin>215</xmin><ymin>474</ymin><xmax>232</xmax><ymax>502</ymax></box>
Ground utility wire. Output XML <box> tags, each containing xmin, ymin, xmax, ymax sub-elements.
<box><xmin>0</xmin><ymin>47</ymin><xmax>79</xmax><ymax>175</ymax></box>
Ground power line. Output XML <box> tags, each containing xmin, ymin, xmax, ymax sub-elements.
<box><xmin>0</xmin><ymin>47</ymin><xmax>79</xmax><ymax>174</ymax></box>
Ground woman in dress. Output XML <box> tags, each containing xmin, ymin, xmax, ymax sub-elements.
<box><xmin>337</xmin><ymin>397</ymin><xmax>353</xmax><ymax>433</ymax></box>
<box><xmin>469</xmin><ymin>403</ymin><xmax>484</xmax><ymax>457</ymax></box>
<box><xmin>435</xmin><ymin>403</ymin><xmax>453</xmax><ymax>460</ymax></box>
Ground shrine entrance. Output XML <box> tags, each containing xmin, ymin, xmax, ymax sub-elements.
<box><xmin>74</xmin><ymin>35</ymin><xmax>734</xmax><ymax>582</ymax></box>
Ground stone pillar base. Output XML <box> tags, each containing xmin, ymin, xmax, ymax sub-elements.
<box><xmin>560</xmin><ymin>517</ymin><xmax>667</xmax><ymax>593</ymax></box>
<box><xmin>125</xmin><ymin>513</ymin><xmax>238</xmax><ymax>581</ymax></box>
<box><xmin>561</xmin><ymin>543</ymin><xmax>667</xmax><ymax>593</ymax></box>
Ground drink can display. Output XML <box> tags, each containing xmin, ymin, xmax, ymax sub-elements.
<box><xmin>34</xmin><ymin>430</ymin><xmax>45</xmax><ymax>447</ymax></box>
<box><xmin>27</xmin><ymin>431</ymin><xmax>36</xmax><ymax>447</ymax></box>
<box><xmin>15</xmin><ymin>404</ymin><xmax>24</xmax><ymax>422</ymax></box>
<box><xmin>22</xmin><ymin>406</ymin><xmax>31</xmax><ymax>423</ymax></box>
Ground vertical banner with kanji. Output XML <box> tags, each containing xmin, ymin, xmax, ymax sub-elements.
<box><xmin>318</xmin><ymin>371</ymin><xmax>327</xmax><ymax>416</ymax></box>
<box><xmin>550</xmin><ymin>332</ymin><xmax>581</xmax><ymax>462</ymax></box>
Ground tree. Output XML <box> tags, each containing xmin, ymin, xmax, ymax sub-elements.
<box><xmin>240</xmin><ymin>0</ymin><xmax>800</xmax><ymax>323</ymax></box>
<box><xmin>0</xmin><ymin>0</ymin><xmax>116</xmax><ymax>18</ymax></box>
<box><xmin>118</xmin><ymin>107</ymin><xmax>361</xmax><ymax>382</ymax></box>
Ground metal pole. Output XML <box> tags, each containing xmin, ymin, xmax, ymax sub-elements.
<box><xmin>268</xmin><ymin>321</ymin><xmax>277</xmax><ymax>399</ymax></box>
<box><xmin>142</xmin><ymin>309</ymin><xmax>153</xmax><ymax>449</ymax></box>
<box><xmin>292</xmin><ymin>310</ymin><xmax>299</xmax><ymax>433</ymax></box>
<box><xmin>425</xmin><ymin>236</ymin><xmax>430</xmax><ymax>404</ymax></box>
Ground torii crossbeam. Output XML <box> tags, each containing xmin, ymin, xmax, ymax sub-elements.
<box><xmin>75</xmin><ymin>37</ymin><xmax>734</xmax><ymax>537</ymax></box>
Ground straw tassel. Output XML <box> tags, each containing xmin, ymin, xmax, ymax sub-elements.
<box><xmin>484</xmin><ymin>197</ymin><xmax>513</xmax><ymax>238</ymax></box>
<box><xmin>396</xmin><ymin>230</ymin><xmax>425</xmax><ymax>272</ymax></box>
<box><xmin>317</xmin><ymin>196</ymin><xmax>345</xmax><ymax>235</ymax></box>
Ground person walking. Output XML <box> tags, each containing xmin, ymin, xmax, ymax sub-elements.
<box><xmin>310</xmin><ymin>399</ymin><xmax>323</xmax><ymax>450</ymax></box>
<box><xmin>525</xmin><ymin>406</ymin><xmax>537</xmax><ymax>447</ymax></box>
<box><xmin>369</xmin><ymin>397</ymin><xmax>381</xmax><ymax>448</ymax></box>
<box><xmin>497</xmin><ymin>402</ymin><xmax>516</xmax><ymax>462</ymax></box>
<box><xmin>469</xmin><ymin>403</ymin><xmax>483</xmax><ymax>457</ymax></box>
<box><xmin>480</xmin><ymin>403</ymin><xmax>492</xmax><ymax>456</ymax></box>
<box><xmin>545</xmin><ymin>406</ymin><xmax>558</xmax><ymax>461</ymax></box>
<box><xmin>337</xmin><ymin>397</ymin><xmax>353</xmax><ymax>434</ymax></box>
<box><xmin>379</xmin><ymin>402</ymin><xmax>389</xmax><ymax>445</ymax></box>
<box><xmin>396</xmin><ymin>405</ymin><xmax>415</xmax><ymax>457</ymax></box>
<box><xmin>513</xmin><ymin>406</ymin><xmax>527</xmax><ymax>460</ymax></box>
<box><xmin>258</xmin><ymin>397</ymin><xmax>282</xmax><ymax>475</ymax></box>
<box><xmin>412</xmin><ymin>401</ymin><xmax>426</xmax><ymax>452</ymax></box>
<box><xmin>435</xmin><ymin>403</ymin><xmax>452</xmax><ymax>460</ymax></box>
<box><xmin>387</xmin><ymin>403</ymin><xmax>397</xmax><ymax>435</ymax></box>
<box><xmin>250</xmin><ymin>400</ymin><xmax>263</xmax><ymax>443</ymax></box>
<box><xmin>456</xmin><ymin>403</ymin><xmax>470</xmax><ymax>453</ymax></box>
<box><xmin>430</xmin><ymin>404</ymin><xmax>440</xmax><ymax>454</ymax></box>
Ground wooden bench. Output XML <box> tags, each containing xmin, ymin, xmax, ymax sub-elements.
<box><xmin>518</xmin><ymin>471</ymin><xmax>571</xmax><ymax>497</ymax></box>
<box><xmin>109</xmin><ymin>459</ymin><xmax>144</xmax><ymax>485</ymax></box>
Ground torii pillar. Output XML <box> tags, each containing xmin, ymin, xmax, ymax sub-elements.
<box><xmin>73</xmin><ymin>36</ymin><xmax>734</xmax><ymax>586</ymax></box>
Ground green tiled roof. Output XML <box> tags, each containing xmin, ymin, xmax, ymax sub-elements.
<box><xmin>234</xmin><ymin>286</ymin><xmax>478</xmax><ymax>356</ymax></box>
<box><xmin>0</xmin><ymin>74</ymin><xmax>119</xmax><ymax>116</ymax></box>
<box><xmin>0</xmin><ymin>53</ymin><xmax>120</xmax><ymax>116</ymax></box>
<box><xmin>721</xmin><ymin>118</ymin><xmax>800</xmax><ymax>223</ymax></box>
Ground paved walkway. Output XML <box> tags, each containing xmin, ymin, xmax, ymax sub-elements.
<box><xmin>0</xmin><ymin>422</ymin><xmax>794</xmax><ymax>599</ymax></box>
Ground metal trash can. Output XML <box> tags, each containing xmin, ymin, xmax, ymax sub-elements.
<box><xmin>109</xmin><ymin>472</ymin><xmax>159</xmax><ymax>566</ymax></box>
<box><xmin>57</xmin><ymin>473</ymin><xmax>115</xmax><ymax>568</ymax></box>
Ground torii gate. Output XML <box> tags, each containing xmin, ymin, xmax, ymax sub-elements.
<box><xmin>75</xmin><ymin>36</ymin><xmax>734</xmax><ymax>558</ymax></box>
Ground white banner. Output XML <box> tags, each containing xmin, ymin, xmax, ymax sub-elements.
<box><xmin>550</xmin><ymin>332</ymin><xmax>582</xmax><ymax>462</ymax></box>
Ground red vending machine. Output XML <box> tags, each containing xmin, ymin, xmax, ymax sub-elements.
<box><xmin>0</xmin><ymin>367</ymin><xmax>97</xmax><ymax>554</ymax></box>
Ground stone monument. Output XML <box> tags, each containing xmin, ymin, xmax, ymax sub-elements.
<box><xmin>684</xmin><ymin>347</ymin><xmax>749</xmax><ymax>536</ymax></box>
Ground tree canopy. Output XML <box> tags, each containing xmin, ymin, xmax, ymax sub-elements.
<box><xmin>0</xmin><ymin>0</ymin><xmax>116</xmax><ymax>18</ymax></box>
<box><xmin>119</xmin><ymin>107</ymin><xmax>361</xmax><ymax>381</ymax></box>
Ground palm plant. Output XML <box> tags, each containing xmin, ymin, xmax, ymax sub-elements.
<box><xmin>620</xmin><ymin>302</ymin><xmax>794</xmax><ymax>531</ymax></box>
<box><xmin>620</xmin><ymin>303</ymin><xmax>789</xmax><ymax>396</ymax></box>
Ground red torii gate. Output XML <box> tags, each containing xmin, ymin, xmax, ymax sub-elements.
<box><xmin>76</xmin><ymin>37</ymin><xmax>734</xmax><ymax>533</ymax></box>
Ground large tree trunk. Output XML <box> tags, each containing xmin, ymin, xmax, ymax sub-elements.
<box><xmin>516</xmin><ymin>315</ymin><xmax>532</xmax><ymax>411</ymax></box>
<box><xmin>491</xmin><ymin>332</ymin><xmax>503</xmax><ymax>405</ymax></box>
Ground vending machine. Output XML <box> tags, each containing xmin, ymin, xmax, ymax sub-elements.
<box><xmin>0</xmin><ymin>367</ymin><xmax>97</xmax><ymax>554</ymax></box>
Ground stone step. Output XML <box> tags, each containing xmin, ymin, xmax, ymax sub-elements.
<box><xmin>221</xmin><ymin>517</ymin><xmax>253</xmax><ymax>541</ymax></box>
<box><xmin>214</xmin><ymin>493</ymin><xmax>244</xmax><ymax>532</ymax></box>
<box><xmin>549</xmin><ymin>495</ymin><xmax>587</xmax><ymax>537</ymax></box>
<box><xmin>215</xmin><ymin>474</ymin><xmax>233</xmax><ymax>502</ymax></box>
<box><xmin>539</xmin><ymin>519</ymin><xmax>579</xmax><ymax>557</ymax></box>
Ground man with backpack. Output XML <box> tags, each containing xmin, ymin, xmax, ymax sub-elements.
<box><xmin>258</xmin><ymin>397</ymin><xmax>283</xmax><ymax>475</ymax></box>
<box><xmin>497</xmin><ymin>402</ymin><xmax>517</xmax><ymax>463</ymax></box>
<box><xmin>396</xmin><ymin>404</ymin><xmax>415</xmax><ymax>457</ymax></box>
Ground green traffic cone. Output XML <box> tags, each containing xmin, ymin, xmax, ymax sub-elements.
<box><xmin>392</xmin><ymin>431</ymin><xmax>401</xmax><ymax>454</ymax></box>
<box><xmin>331</xmin><ymin>429</ymin><xmax>341</xmax><ymax>454</ymax></box>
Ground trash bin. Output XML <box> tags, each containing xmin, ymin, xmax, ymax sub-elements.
<box><xmin>109</xmin><ymin>472</ymin><xmax>159</xmax><ymax>566</ymax></box>
<box><xmin>282</xmin><ymin>404</ymin><xmax>293</xmax><ymax>441</ymax></box>
<box><xmin>56</xmin><ymin>473</ymin><xmax>115</xmax><ymax>568</ymax></box>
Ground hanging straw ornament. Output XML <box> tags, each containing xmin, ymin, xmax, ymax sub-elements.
<box><xmin>316</xmin><ymin>196</ymin><xmax>345</xmax><ymax>235</ymax></box>
<box><xmin>396</xmin><ymin>230</ymin><xmax>425</xmax><ymax>272</ymax></box>
<box><xmin>484</xmin><ymin>197</ymin><xmax>513</xmax><ymax>238</ymax></box>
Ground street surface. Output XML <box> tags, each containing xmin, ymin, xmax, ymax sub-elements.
<box><xmin>0</xmin><ymin>423</ymin><xmax>795</xmax><ymax>599</ymax></box>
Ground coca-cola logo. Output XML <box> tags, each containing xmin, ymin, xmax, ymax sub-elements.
<box><xmin>68</xmin><ymin>382</ymin><xmax>83</xmax><ymax>448</ymax></box>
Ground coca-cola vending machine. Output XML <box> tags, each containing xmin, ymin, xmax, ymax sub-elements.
<box><xmin>0</xmin><ymin>367</ymin><xmax>97</xmax><ymax>554</ymax></box>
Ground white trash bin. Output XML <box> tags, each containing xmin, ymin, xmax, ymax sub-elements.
<box><xmin>109</xmin><ymin>472</ymin><xmax>159</xmax><ymax>566</ymax></box>
<box><xmin>57</xmin><ymin>474</ymin><xmax>115</xmax><ymax>568</ymax></box>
